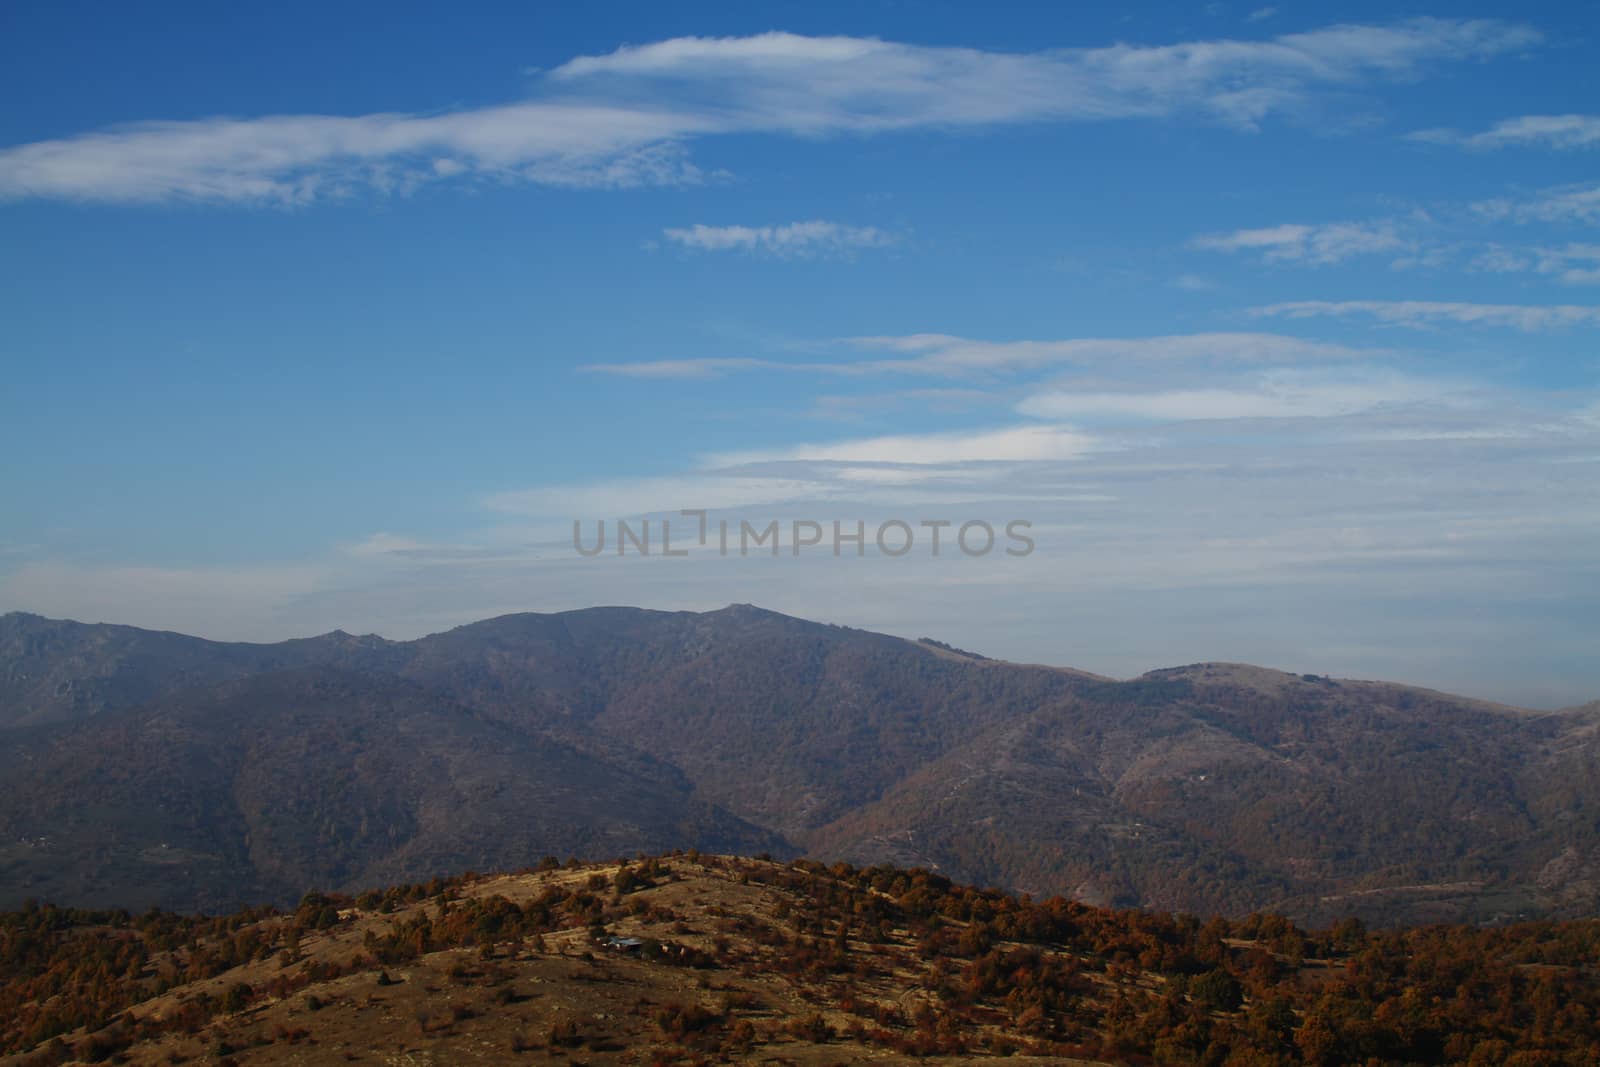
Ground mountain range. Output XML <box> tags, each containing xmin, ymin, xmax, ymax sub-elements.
<box><xmin>2</xmin><ymin>605</ymin><xmax>1597</xmax><ymax>924</ymax></box>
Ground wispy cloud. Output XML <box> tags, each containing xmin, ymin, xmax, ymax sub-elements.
<box><xmin>1534</xmin><ymin>244</ymin><xmax>1600</xmax><ymax>285</ymax></box>
<box><xmin>1191</xmin><ymin>220</ymin><xmax>1407</xmax><ymax>264</ymax></box>
<box><xmin>842</xmin><ymin>332</ymin><xmax>1381</xmax><ymax>374</ymax></box>
<box><xmin>581</xmin><ymin>332</ymin><xmax>1380</xmax><ymax>380</ymax></box>
<box><xmin>1412</xmin><ymin>114</ymin><xmax>1600</xmax><ymax>150</ymax></box>
<box><xmin>549</xmin><ymin>22</ymin><xmax>1535</xmax><ymax>133</ymax></box>
<box><xmin>0</xmin><ymin>19</ymin><xmax>1540</xmax><ymax>204</ymax></box>
<box><xmin>705</xmin><ymin>424</ymin><xmax>1101</xmax><ymax>467</ymax></box>
<box><xmin>0</xmin><ymin>108</ymin><xmax>713</xmax><ymax>204</ymax></box>
<box><xmin>1468</xmin><ymin>244</ymin><xmax>1533</xmax><ymax>273</ymax></box>
<box><xmin>1475</xmin><ymin>184</ymin><xmax>1600</xmax><ymax>225</ymax></box>
<box><xmin>485</xmin><ymin>474</ymin><xmax>837</xmax><ymax>518</ymax></box>
<box><xmin>346</xmin><ymin>532</ymin><xmax>433</xmax><ymax>558</ymax></box>
<box><xmin>662</xmin><ymin>220</ymin><xmax>895</xmax><ymax>257</ymax></box>
<box><xmin>1252</xmin><ymin>299</ymin><xmax>1600</xmax><ymax>330</ymax></box>
<box><xmin>1018</xmin><ymin>367</ymin><xmax>1476</xmax><ymax>422</ymax></box>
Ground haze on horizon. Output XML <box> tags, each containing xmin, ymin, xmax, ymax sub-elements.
<box><xmin>2</xmin><ymin>1</ymin><xmax>1597</xmax><ymax>709</ymax></box>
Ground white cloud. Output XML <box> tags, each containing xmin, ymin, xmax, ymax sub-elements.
<box><xmin>1534</xmin><ymin>244</ymin><xmax>1600</xmax><ymax>286</ymax></box>
<box><xmin>705</xmin><ymin>424</ymin><xmax>1101</xmax><ymax>467</ymax></box>
<box><xmin>0</xmin><ymin>19</ymin><xmax>1540</xmax><ymax>203</ymax></box>
<box><xmin>550</xmin><ymin>22</ymin><xmax>1534</xmax><ymax>133</ymax></box>
<box><xmin>1475</xmin><ymin>184</ymin><xmax>1600</xmax><ymax>225</ymax></box>
<box><xmin>838</xmin><ymin>332</ymin><xmax>1380</xmax><ymax>374</ymax></box>
<box><xmin>662</xmin><ymin>220</ymin><xmax>895</xmax><ymax>257</ymax></box>
<box><xmin>1251</xmin><ymin>299</ymin><xmax>1600</xmax><ymax>330</ymax></box>
<box><xmin>484</xmin><ymin>475</ymin><xmax>839</xmax><ymax>518</ymax></box>
<box><xmin>1412</xmin><ymin>114</ymin><xmax>1600</xmax><ymax>150</ymax></box>
<box><xmin>829</xmin><ymin>466</ymin><xmax>970</xmax><ymax>485</ymax></box>
<box><xmin>579</xmin><ymin>332</ymin><xmax>1380</xmax><ymax>381</ymax></box>
<box><xmin>1191</xmin><ymin>220</ymin><xmax>1406</xmax><ymax>264</ymax></box>
<box><xmin>1018</xmin><ymin>368</ymin><xmax>1473</xmax><ymax>422</ymax></box>
<box><xmin>1455</xmin><ymin>242</ymin><xmax>1600</xmax><ymax>285</ymax></box>
<box><xmin>477</xmin><ymin>446</ymin><xmax>1104</xmax><ymax>523</ymax></box>
<box><xmin>346</xmin><ymin>532</ymin><xmax>433</xmax><ymax>558</ymax></box>
<box><xmin>0</xmin><ymin>105</ymin><xmax>712</xmax><ymax>204</ymax></box>
<box><xmin>1468</xmin><ymin>245</ymin><xmax>1533</xmax><ymax>274</ymax></box>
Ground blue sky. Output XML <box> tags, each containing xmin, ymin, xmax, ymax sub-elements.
<box><xmin>2</xmin><ymin>1</ymin><xmax>1597</xmax><ymax>706</ymax></box>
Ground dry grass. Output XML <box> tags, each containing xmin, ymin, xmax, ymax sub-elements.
<box><xmin>3</xmin><ymin>858</ymin><xmax>1109</xmax><ymax>1066</ymax></box>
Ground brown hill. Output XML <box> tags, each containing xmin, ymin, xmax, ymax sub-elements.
<box><xmin>0</xmin><ymin>612</ymin><xmax>399</xmax><ymax>730</ymax></box>
<box><xmin>4</xmin><ymin>855</ymin><xmax>1600</xmax><ymax>1067</ymax></box>
<box><xmin>0</xmin><ymin>667</ymin><xmax>782</xmax><ymax>913</ymax></box>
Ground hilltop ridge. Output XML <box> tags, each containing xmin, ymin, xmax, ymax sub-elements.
<box><xmin>4</xmin><ymin>854</ymin><xmax>1600</xmax><ymax>1066</ymax></box>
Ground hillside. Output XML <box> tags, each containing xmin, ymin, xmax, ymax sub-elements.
<box><xmin>1</xmin><ymin>606</ymin><xmax>1598</xmax><ymax>924</ymax></box>
<box><xmin>4</xmin><ymin>855</ymin><xmax>1600</xmax><ymax>1067</ymax></box>
<box><xmin>0</xmin><ymin>668</ymin><xmax>782</xmax><ymax>913</ymax></box>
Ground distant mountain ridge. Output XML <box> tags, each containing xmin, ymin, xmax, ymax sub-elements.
<box><xmin>1</xmin><ymin>606</ymin><xmax>1597</xmax><ymax>924</ymax></box>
